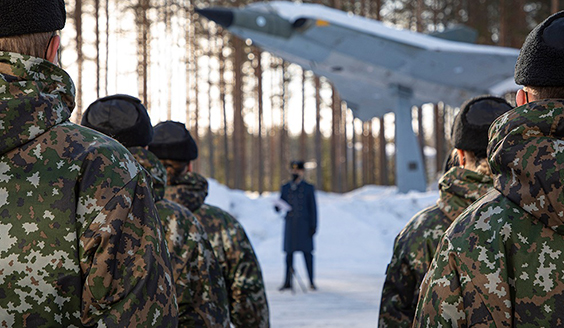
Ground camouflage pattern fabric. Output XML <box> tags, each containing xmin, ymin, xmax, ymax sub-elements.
<box><xmin>379</xmin><ymin>167</ymin><xmax>492</xmax><ymax>328</ymax></box>
<box><xmin>165</xmin><ymin>172</ymin><xmax>270</xmax><ymax>328</ymax></box>
<box><xmin>129</xmin><ymin>147</ymin><xmax>230</xmax><ymax>328</ymax></box>
<box><xmin>414</xmin><ymin>100</ymin><xmax>564</xmax><ymax>327</ymax></box>
<box><xmin>0</xmin><ymin>52</ymin><xmax>177</xmax><ymax>327</ymax></box>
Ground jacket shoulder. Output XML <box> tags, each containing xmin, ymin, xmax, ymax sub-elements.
<box><xmin>55</xmin><ymin>122</ymin><xmax>143</xmax><ymax>183</ymax></box>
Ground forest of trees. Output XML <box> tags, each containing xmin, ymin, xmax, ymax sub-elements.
<box><xmin>61</xmin><ymin>0</ymin><xmax>562</xmax><ymax>193</ymax></box>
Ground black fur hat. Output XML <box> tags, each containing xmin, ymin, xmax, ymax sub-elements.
<box><xmin>0</xmin><ymin>0</ymin><xmax>66</xmax><ymax>37</ymax></box>
<box><xmin>515</xmin><ymin>11</ymin><xmax>564</xmax><ymax>86</ymax></box>
<box><xmin>452</xmin><ymin>96</ymin><xmax>513</xmax><ymax>158</ymax></box>
<box><xmin>81</xmin><ymin>94</ymin><xmax>153</xmax><ymax>148</ymax></box>
<box><xmin>290</xmin><ymin>161</ymin><xmax>305</xmax><ymax>170</ymax></box>
<box><xmin>149</xmin><ymin>121</ymin><xmax>198</xmax><ymax>162</ymax></box>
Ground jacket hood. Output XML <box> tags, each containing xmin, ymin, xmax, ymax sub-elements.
<box><xmin>129</xmin><ymin>147</ymin><xmax>167</xmax><ymax>201</ymax></box>
<box><xmin>436</xmin><ymin>167</ymin><xmax>493</xmax><ymax>221</ymax></box>
<box><xmin>0</xmin><ymin>52</ymin><xmax>75</xmax><ymax>156</ymax></box>
<box><xmin>165</xmin><ymin>171</ymin><xmax>208</xmax><ymax>212</ymax></box>
<box><xmin>488</xmin><ymin>100</ymin><xmax>564</xmax><ymax>234</ymax></box>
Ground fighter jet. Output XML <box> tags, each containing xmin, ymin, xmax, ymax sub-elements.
<box><xmin>197</xmin><ymin>1</ymin><xmax>520</xmax><ymax>192</ymax></box>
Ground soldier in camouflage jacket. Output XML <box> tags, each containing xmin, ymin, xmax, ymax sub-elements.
<box><xmin>414</xmin><ymin>12</ymin><xmax>564</xmax><ymax>327</ymax></box>
<box><xmin>165</xmin><ymin>172</ymin><xmax>270</xmax><ymax>328</ymax></box>
<box><xmin>149</xmin><ymin>120</ymin><xmax>270</xmax><ymax>328</ymax></box>
<box><xmin>379</xmin><ymin>96</ymin><xmax>512</xmax><ymax>328</ymax></box>
<box><xmin>130</xmin><ymin>148</ymin><xmax>231</xmax><ymax>328</ymax></box>
<box><xmin>81</xmin><ymin>95</ymin><xmax>231</xmax><ymax>327</ymax></box>
<box><xmin>0</xmin><ymin>5</ymin><xmax>178</xmax><ymax>325</ymax></box>
<box><xmin>379</xmin><ymin>167</ymin><xmax>493</xmax><ymax>327</ymax></box>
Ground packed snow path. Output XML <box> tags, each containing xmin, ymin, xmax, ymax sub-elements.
<box><xmin>206</xmin><ymin>180</ymin><xmax>438</xmax><ymax>327</ymax></box>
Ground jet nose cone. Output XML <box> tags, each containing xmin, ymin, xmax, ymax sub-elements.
<box><xmin>196</xmin><ymin>8</ymin><xmax>234</xmax><ymax>28</ymax></box>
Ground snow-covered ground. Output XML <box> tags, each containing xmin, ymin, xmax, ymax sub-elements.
<box><xmin>206</xmin><ymin>180</ymin><xmax>438</xmax><ymax>327</ymax></box>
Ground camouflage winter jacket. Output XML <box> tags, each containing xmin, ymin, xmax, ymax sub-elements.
<box><xmin>414</xmin><ymin>100</ymin><xmax>564</xmax><ymax>327</ymax></box>
<box><xmin>129</xmin><ymin>148</ymin><xmax>230</xmax><ymax>327</ymax></box>
<box><xmin>379</xmin><ymin>167</ymin><xmax>492</xmax><ymax>328</ymax></box>
<box><xmin>0</xmin><ymin>52</ymin><xmax>177</xmax><ymax>326</ymax></box>
<box><xmin>165</xmin><ymin>172</ymin><xmax>270</xmax><ymax>328</ymax></box>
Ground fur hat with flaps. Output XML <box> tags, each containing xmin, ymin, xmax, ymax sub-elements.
<box><xmin>149</xmin><ymin>121</ymin><xmax>198</xmax><ymax>162</ymax></box>
<box><xmin>452</xmin><ymin>96</ymin><xmax>513</xmax><ymax>159</ymax></box>
<box><xmin>81</xmin><ymin>94</ymin><xmax>154</xmax><ymax>148</ymax></box>
<box><xmin>515</xmin><ymin>11</ymin><xmax>564</xmax><ymax>86</ymax></box>
<box><xmin>0</xmin><ymin>0</ymin><xmax>66</xmax><ymax>37</ymax></box>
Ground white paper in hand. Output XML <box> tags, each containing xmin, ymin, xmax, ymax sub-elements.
<box><xmin>271</xmin><ymin>198</ymin><xmax>292</xmax><ymax>213</ymax></box>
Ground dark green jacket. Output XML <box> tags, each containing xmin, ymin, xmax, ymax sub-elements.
<box><xmin>165</xmin><ymin>172</ymin><xmax>270</xmax><ymax>328</ymax></box>
<box><xmin>415</xmin><ymin>100</ymin><xmax>564</xmax><ymax>327</ymax></box>
<box><xmin>379</xmin><ymin>167</ymin><xmax>492</xmax><ymax>327</ymax></box>
<box><xmin>0</xmin><ymin>52</ymin><xmax>177</xmax><ymax>326</ymax></box>
<box><xmin>129</xmin><ymin>147</ymin><xmax>230</xmax><ymax>327</ymax></box>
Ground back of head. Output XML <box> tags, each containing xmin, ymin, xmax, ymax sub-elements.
<box><xmin>452</xmin><ymin>95</ymin><xmax>513</xmax><ymax>159</ymax></box>
<box><xmin>0</xmin><ymin>0</ymin><xmax>66</xmax><ymax>58</ymax></box>
<box><xmin>81</xmin><ymin>94</ymin><xmax>153</xmax><ymax>148</ymax></box>
<box><xmin>149</xmin><ymin>121</ymin><xmax>198</xmax><ymax>163</ymax></box>
<box><xmin>515</xmin><ymin>11</ymin><xmax>564</xmax><ymax>98</ymax></box>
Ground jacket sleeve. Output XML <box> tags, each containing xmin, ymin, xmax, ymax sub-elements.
<box><xmin>308</xmin><ymin>185</ymin><xmax>317</xmax><ymax>232</ymax></box>
<box><xmin>227</xmin><ymin>218</ymin><xmax>270</xmax><ymax>328</ymax></box>
<box><xmin>413</xmin><ymin>236</ymin><xmax>494</xmax><ymax>328</ymax></box>
<box><xmin>79</xmin><ymin>171</ymin><xmax>178</xmax><ymax>327</ymax></box>
<box><xmin>178</xmin><ymin>216</ymin><xmax>231</xmax><ymax>327</ymax></box>
<box><xmin>378</xmin><ymin>234</ymin><xmax>418</xmax><ymax>328</ymax></box>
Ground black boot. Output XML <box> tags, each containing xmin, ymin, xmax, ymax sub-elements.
<box><xmin>279</xmin><ymin>283</ymin><xmax>293</xmax><ymax>291</ymax></box>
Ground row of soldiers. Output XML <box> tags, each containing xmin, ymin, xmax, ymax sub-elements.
<box><xmin>0</xmin><ymin>1</ymin><xmax>268</xmax><ymax>327</ymax></box>
<box><xmin>379</xmin><ymin>10</ymin><xmax>564</xmax><ymax>328</ymax></box>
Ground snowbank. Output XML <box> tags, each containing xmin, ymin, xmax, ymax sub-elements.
<box><xmin>206</xmin><ymin>179</ymin><xmax>438</xmax><ymax>327</ymax></box>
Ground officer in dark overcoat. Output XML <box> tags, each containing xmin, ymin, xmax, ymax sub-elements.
<box><xmin>277</xmin><ymin>161</ymin><xmax>318</xmax><ymax>291</ymax></box>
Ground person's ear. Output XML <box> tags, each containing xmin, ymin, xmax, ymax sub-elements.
<box><xmin>456</xmin><ymin>149</ymin><xmax>466</xmax><ymax>167</ymax></box>
<box><xmin>516</xmin><ymin>89</ymin><xmax>527</xmax><ymax>107</ymax></box>
<box><xmin>186</xmin><ymin>162</ymin><xmax>193</xmax><ymax>173</ymax></box>
<box><xmin>45</xmin><ymin>35</ymin><xmax>60</xmax><ymax>64</ymax></box>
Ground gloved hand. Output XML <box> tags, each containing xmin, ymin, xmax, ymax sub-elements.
<box><xmin>274</xmin><ymin>205</ymin><xmax>280</xmax><ymax>213</ymax></box>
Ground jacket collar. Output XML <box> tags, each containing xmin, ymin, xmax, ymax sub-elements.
<box><xmin>0</xmin><ymin>52</ymin><xmax>75</xmax><ymax>156</ymax></box>
<box><xmin>489</xmin><ymin>99</ymin><xmax>564</xmax><ymax>234</ymax></box>
<box><xmin>436</xmin><ymin>166</ymin><xmax>493</xmax><ymax>221</ymax></box>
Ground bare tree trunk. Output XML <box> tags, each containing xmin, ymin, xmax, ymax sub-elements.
<box><xmin>255</xmin><ymin>48</ymin><xmax>264</xmax><ymax>194</ymax></box>
<box><xmin>208</xmin><ymin>28</ymin><xmax>215</xmax><ymax>179</ymax></box>
<box><xmin>342</xmin><ymin>105</ymin><xmax>349</xmax><ymax>191</ymax></box>
<box><xmin>553</xmin><ymin>0</ymin><xmax>559</xmax><ymax>13</ymax></box>
<box><xmin>378</xmin><ymin>117</ymin><xmax>387</xmax><ymax>185</ymax></box>
<box><xmin>362</xmin><ymin>122</ymin><xmax>371</xmax><ymax>185</ymax></box>
<box><xmin>369</xmin><ymin>120</ymin><xmax>376</xmax><ymax>184</ymax></box>
<box><xmin>499</xmin><ymin>0</ymin><xmax>506</xmax><ymax>46</ymax></box>
<box><xmin>269</xmin><ymin>57</ymin><xmax>277</xmax><ymax>190</ymax></box>
<box><xmin>374</xmin><ymin>0</ymin><xmax>382</xmax><ymax>20</ymax></box>
<box><xmin>434</xmin><ymin>103</ymin><xmax>445</xmax><ymax>175</ymax></box>
<box><xmin>352</xmin><ymin>119</ymin><xmax>358</xmax><ymax>189</ymax></box>
<box><xmin>233</xmin><ymin>36</ymin><xmax>245</xmax><ymax>189</ymax></box>
<box><xmin>95</xmin><ymin>0</ymin><xmax>100</xmax><ymax>99</ymax></box>
<box><xmin>315</xmin><ymin>76</ymin><xmax>323</xmax><ymax>189</ymax></box>
<box><xmin>105</xmin><ymin>0</ymin><xmax>110</xmax><ymax>96</ymax></box>
<box><xmin>136</xmin><ymin>0</ymin><xmax>150</xmax><ymax>107</ymax></box>
<box><xmin>185</xmin><ymin>4</ymin><xmax>193</xmax><ymax>128</ymax></box>
<box><xmin>279</xmin><ymin>61</ymin><xmax>289</xmax><ymax>186</ymax></box>
<box><xmin>416</xmin><ymin>0</ymin><xmax>424</xmax><ymax>32</ymax></box>
<box><xmin>331</xmin><ymin>86</ymin><xmax>342</xmax><ymax>192</ymax></box>
<box><xmin>219</xmin><ymin>32</ymin><xmax>230</xmax><ymax>187</ymax></box>
<box><xmin>75</xmin><ymin>0</ymin><xmax>83</xmax><ymax>122</ymax></box>
<box><xmin>417</xmin><ymin>106</ymin><xmax>426</xmax><ymax>178</ymax></box>
<box><xmin>166</xmin><ymin>0</ymin><xmax>173</xmax><ymax>120</ymax></box>
<box><xmin>193</xmin><ymin>35</ymin><xmax>200</xmax><ymax>173</ymax></box>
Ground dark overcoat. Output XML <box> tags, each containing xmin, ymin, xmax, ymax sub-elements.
<box><xmin>280</xmin><ymin>180</ymin><xmax>317</xmax><ymax>253</ymax></box>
